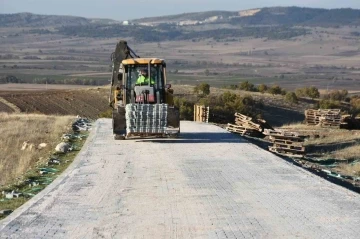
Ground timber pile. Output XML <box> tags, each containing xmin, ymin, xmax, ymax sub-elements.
<box><xmin>226</xmin><ymin>113</ymin><xmax>272</xmax><ymax>136</ymax></box>
<box><xmin>264</xmin><ymin>129</ymin><xmax>306</xmax><ymax>158</ymax></box>
<box><xmin>305</xmin><ymin>109</ymin><xmax>341</xmax><ymax>127</ymax></box>
<box><xmin>194</xmin><ymin>105</ymin><xmax>210</xmax><ymax>123</ymax></box>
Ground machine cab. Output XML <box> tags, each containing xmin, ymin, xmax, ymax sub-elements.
<box><xmin>121</xmin><ymin>58</ymin><xmax>170</xmax><ymax>105</ymax></box>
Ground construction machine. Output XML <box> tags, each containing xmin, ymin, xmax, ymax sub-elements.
<box><xmin>109</xmin><ymin>40</ymin><xmax>180</xmax><ymax>139</ymax></box>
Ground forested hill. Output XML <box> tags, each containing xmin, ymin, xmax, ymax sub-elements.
<box><xmin>2</xmin><ymin>7</ymin><xmax>360</xmax><ymax>42</ymax></box>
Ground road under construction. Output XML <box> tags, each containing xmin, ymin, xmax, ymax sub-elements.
<box><xmin>0</xmin><ymin>120</ymin><xmax>359</xmax><ymax>238</ymax></box>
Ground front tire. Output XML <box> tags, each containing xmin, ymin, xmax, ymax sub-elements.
<box><xmin>114</xmin><ymin>134</ymin><xmax>126</xmax><ymax>140</ymax></box>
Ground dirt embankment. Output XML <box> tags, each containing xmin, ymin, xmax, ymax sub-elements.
<box><xmin>0</xmin><ymin>87</ymin><xmax>109</xmax><ymax>119</ymax></box>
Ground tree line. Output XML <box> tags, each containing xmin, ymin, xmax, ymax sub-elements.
<box><xmin>57</xmin><ymin>24</ymin><xmax>308</xmax><ymax>42</ymax></box>
<box><xmin>0</xmin><ymin>75</ymin><xmax>107</xmax><ymax>86</ymax></box>
<box><xmin>175</xmin><ymin>81</ymin><xmax>360</xmax><ymax>123</ymax></box>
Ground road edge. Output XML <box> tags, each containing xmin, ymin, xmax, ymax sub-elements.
<box><xmin>0</xmin><ymin>119</ymin><xmax>99</xmax><ymax>231</ymax></box>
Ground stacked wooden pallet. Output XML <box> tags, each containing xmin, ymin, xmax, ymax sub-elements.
<box><xmin>226</xmin><ymin>113</ymin><xmax>272</xmax><ymax>136</ymax></box>
<box><xmin>305</xmin><ymin>109</ymin><xmax>341</xmax><ymax>127</ymax></box>
<box><xmin>264</xmin><ymin>129</ymin><xmax>306</xmax><ymax>158</ymax></box>
<box><xmin>193</xmin><ymin>105</ymin><xmax>210</xmax><ymax>123</ymax></box>
<box><xmin>226</xmin><ymin>124</ymin><xmax>259</xmax><ymax>136</ymax></box>
<box><xmin>319</xmin><ymin>109</ymin><xmax>341</xmax><ymax>127</ymax></box>
<box><xmin>304</xmin><ymin>109</ymin><xmax>322</xmax><ymax>125</ymax></box>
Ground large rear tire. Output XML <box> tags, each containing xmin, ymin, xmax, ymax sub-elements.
<box><xmin>112</xmin><ymin>108</ymin><xmax>126</xmax><ymax>140</ymax></box>
<box><xmin>114</xmin><ymin>134</ymin><xmax>126</xmax><ymax>140</ymax></box>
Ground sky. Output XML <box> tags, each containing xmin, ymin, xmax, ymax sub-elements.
<box><xmin>1</xmin><ymin>0</ymin><xmax>360</xmax><ymax>21</ymax></box>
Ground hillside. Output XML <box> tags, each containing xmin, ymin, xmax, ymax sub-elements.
<box><xmin>1</xmin><ymin>7</ymin><xmax>360</xmax><ymax>28</ymax></box>
<box><xmin>134</xmin><ymin>7</ymin><xmax>360</xmax><ymax>27</ymax></box>
<box><xmin>0</xmin><ymin>12</ymin><xmax>119</xmax><ymax>27</ymax></box>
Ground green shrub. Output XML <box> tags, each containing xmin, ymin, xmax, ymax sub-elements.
<box><xmin>174</xmin><ymin>97</ymin><xmax>194</xmax><ymax>120</ymax></box>
<box><xmin>285</xmin><ymin>92</ymin><xmax>298</xmax><ymax>104</ymax></box>
<box><xmin>350</xmin><ymin>96</ymin><xmax>360</xmax><ymax>116</ymax></box>
<box><xmin>257</xmin><ymin>84</ymin><xmax>268</xmax><ymax>94</ymax></box>
<box><xmin>194</xmin><ymin>83</ymin><xmax>210</xmax><ymax>96</ymax></box>
<box><xmin>319</xmin><ymin>99</ymin><xmax>341</xmax><ymax>109</ymax></box>
<box><xmin>307</xmin><ymin>86</ymin><xmax>320</xmax><ymax>99</ymax></box>
<box><xmin>295</xmin><ymin>86</ymin><xmax>320</xmax><ymax>99</ymax></box>
<box><xmin>267</xmin><ymin>85</ymin><xmax>283</xmax><ymax>95</ymax></box>
<box><xmin>174</xmin><ymin>90</ymin><xmax>262</xmax><ymax>123</ymax></box>
<box><xmin>201</xmin><ymin>91</ymin><xmax>261</xmax><ymax>120</ymax></box>
<box><xmin>239</xmin><ymin>81</ymin><xmax>256</xmax><ymax>92</ymax></box>
<box><xmin>324</xmin><ymin>89</ymin><xmax>348</xmax><ymax>101</ymax></box>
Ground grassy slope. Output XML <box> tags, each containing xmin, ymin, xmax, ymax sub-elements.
<box><xmin>280</xmin><ymin>123</ymin><xmax>360</xmax><ymax>176</ymax></box>
<box><xmin>0</xmin><ymin>113</ymin><xmax>74</xmax><ymax>186</ymax></box>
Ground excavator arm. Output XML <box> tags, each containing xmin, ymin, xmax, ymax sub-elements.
<box><xmin>109</xmin><ymin>40</ymin><xmax>139</xmax><ymax>108</ymax></box>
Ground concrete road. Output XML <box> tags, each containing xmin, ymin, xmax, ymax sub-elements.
<box><xmin>1</xmin><ymin>120</ymin><xmax>360</xmax><ymax>238</ymax></box>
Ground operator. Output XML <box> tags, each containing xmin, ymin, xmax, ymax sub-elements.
<box><xmin>136</xmin><ymin>69</ymin><xmax>155</xmax><ymax>85</ymax></box>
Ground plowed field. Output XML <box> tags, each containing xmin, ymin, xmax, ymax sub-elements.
<box><xmin>0</xmin><ymin>87</ymin><xmax>109</xmax><ymax>119</ymax></box>
<box><xmin>0</xmin><ymin>101</ymin><xmax>14</xmax><ymax>113</ymax></box>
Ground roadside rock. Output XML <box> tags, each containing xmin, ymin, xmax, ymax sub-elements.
<box><xmin>72</xmin><ymin>118</ymin><xmax>92</xmax><ymax>131</ymax></box>
<box><xmin>55</xmin><ymin>142</ymin><xmax>70</xmax><ymax>153</ymax></box>
<box><xmin>38</xmin><ymin>143</ymin><xmax>47</xmax><ymax>150</ymax></box>
<box><xmin>21</xmin><ymin>141</ymin><xmax>29</xmax><ymax>150</ymax></box>
<box><xmin>2</xmin><ymin>190</ymin><xmax>22</xmax><ymax>199</ymax></box>
<box><xmin>48</xmin><ymin>158</ymin><xmax>61</xmax><ymax>165</ymax></box>
<box><xmin>21</xmin><ymin>141</ymin><xmax>35</xmax><ymax>151</ymax></box>
<box><xmin>0</xmin><ymin>209</ymin><xmax>13</xmax><ymax>216</ymax></box>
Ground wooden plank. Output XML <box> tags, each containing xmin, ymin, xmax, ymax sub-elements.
<box><xmin>194</xmin><ymin>105</ymin><xmax>209</xmax><ymax>123</ymax></box>
<box><xmin>270</xmin><ymin>146</ymin><xmax>306</xmax><ymax>153</ymax></box>
<box><xmin>234</xmin><ymin>113</ymin><xmax>252</xmax><ymax>121</ymax></box>
<box><xmin>273</xmin><ymin>143</ymin><xmax>305</xmax><ymax>152</ymax></box>
<box><xmin>264</xmin><ymin>129</ymin><xmax>300</xmax><ymax>138</ymax></box>
<box><xmin>273</xmin><ymin>139</ymin><xmax>304</xmax><ymax>146</ymax></box>
<box><xmin>269</xmin><ymin>147</ymin><xmax>305</xmax><ymax>158</ymax></box>
<box><xmin>263</xmin><ymin>129</ymin><xmax>283</xmax><ymax>136</ymax></box>
<box><xmin>227</xmin><ymin>128</ymin><xmax>246</xmax><ymax>133</ymax></box>
<box><xmin>235</xmin><ymin>121</ymin><xmax>261</xmax><ymax>131</ymax></box>
<box><xmin>226</xmin><ymin>127</ymin><xmax>248</xmax><ymax>136</ymax></box>
<box><xmin>320</xmin><ymin>119</ymin><xmax>342</xmax><ymax>122</ymax></box>
<box><xmin>228</xmin><ymin>124</ymin><xmax>248</xmax><ymax>130</ymax></box>
<box><xmin>227</xmin><ymin>124</ymin><xmax>257</xmax><ymax>132</ymax></box>
<box><xmin>270</xmin><ymin>136</ymin><xmax>304</xmax><ymax>144</ymax></box>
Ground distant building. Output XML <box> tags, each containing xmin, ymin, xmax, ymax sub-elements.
<box><xmin>123</xmin><ymin>21</ymin><xmax>129</xmax><ymax>25</ymax></box>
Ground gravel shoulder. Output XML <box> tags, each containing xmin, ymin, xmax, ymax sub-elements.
<box><xmin>1</xmin><ymin>119</ymin><xmax>359</xmax><ymax>238</ymax></box>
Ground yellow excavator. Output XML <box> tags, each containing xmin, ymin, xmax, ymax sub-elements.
<box><xmin>109</xmin><ymin>40</ymin><xmax>180</xmax><ymax>140</ymax></box>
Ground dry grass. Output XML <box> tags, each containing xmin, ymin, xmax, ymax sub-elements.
<box><xmin>0</xmin><ymin>113</ymin><xmax>74</xmax><ymax>186</ymax></box>
<box><xmin>306</xmin><ymin>130</ymin><xmax>360</xmax><ymax>146</ymax></box>
<box><xmin>330</xmin><ymin>144</ymin><xmax>360</xmax><ymax>161</ymax></box>
<box><xmin>280</xmin><ymin>122</ymin><xmax>360</xmax><ymax>176</ymax></box>
<box><xmin>281</xmin><ymin>123</ymin><xmax>360</xmax><ymax>146</ymax></box>
<box><xmin>338</xmin><ymin>161</ymin><xmax>360</xmax><ymax>177</ymax></box>
<box><xmin>280</xmin><ymin>123</ymin><xmax>312</xmax><ymax>129</ymax></box>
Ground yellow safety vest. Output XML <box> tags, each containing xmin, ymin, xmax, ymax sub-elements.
<box><xmin>136</xmin><ymin>75</ymin><xmax>155</xmax><ymax>85</ymax></box>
